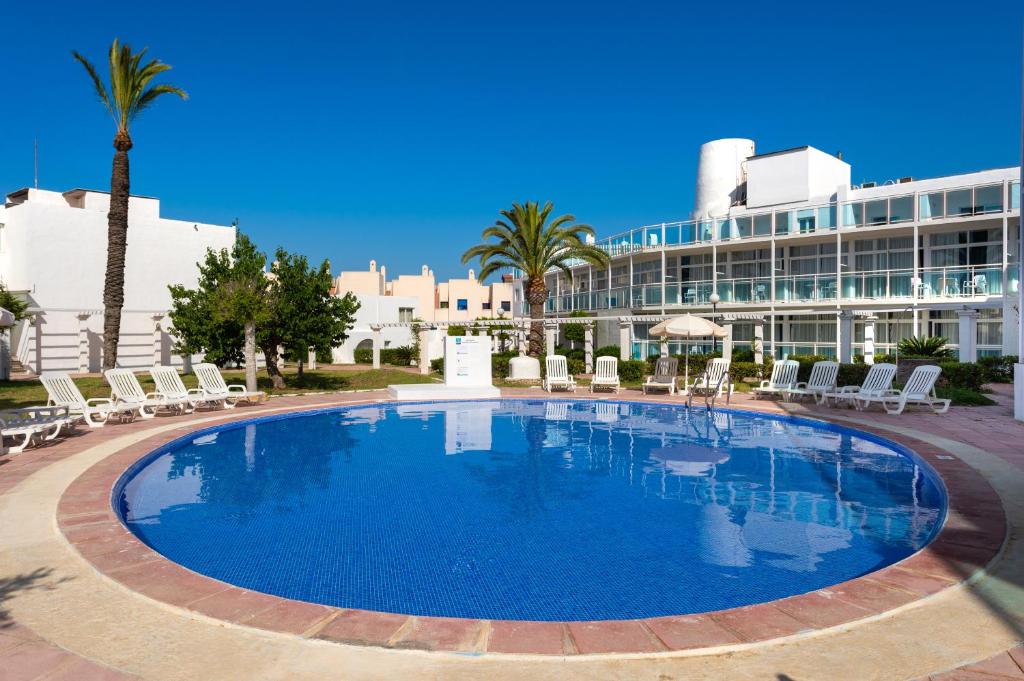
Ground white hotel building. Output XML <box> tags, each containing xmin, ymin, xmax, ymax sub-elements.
<box><xmin>0</xmin><ymin>187</ymin><xmax>235</xmax><ymax>375</ymax></box>
<box><xmin>533</xmin><ymin>139</ymin><xmax>1021</xmax><ymax>363</ymax></box>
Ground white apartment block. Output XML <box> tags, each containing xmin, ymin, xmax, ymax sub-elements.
<box><xmin>531</xmin><ymin>139</ymin><xmax>1021</xmax><ymax>362</ymax></box>
<box><xmin>332</xmin><ymin>260</ymin><xmax>515</xmax><ymax>363</ymax></box>
<box><xmin>0</xmin><ymin>187</ymin><xmax>236</xmax><ymax>374</ymax></box>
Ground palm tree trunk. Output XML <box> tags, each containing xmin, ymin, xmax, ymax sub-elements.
<box><xmin>526</xmin><ymin>277</ymin><xmax>548</xmax><ymax>357</ymax></box>
<box><xmin>102</xmin><ymin>133</ymin><xmax>132</xmax><ymax>372</ymax></box>
<box><xmin>244</xmin><ymin>321</ymin><xmax>257</xmax><ymax>393</ymax></box>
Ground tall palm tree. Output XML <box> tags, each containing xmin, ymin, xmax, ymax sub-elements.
<box><xmin>73</xmin><ymin>40</ymin><xmax>187</xmax><ymax>371</ymax></box>
<box><xmin>462</xmin><ymin>201</ymin><xmax>609</xmax><ymax>356</ymax></box>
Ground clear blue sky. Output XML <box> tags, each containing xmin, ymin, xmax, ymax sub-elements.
<box><xmin>2</xmin><ymin>1</ymin><xmax>1021</xmax><ymax>281</ymax></box>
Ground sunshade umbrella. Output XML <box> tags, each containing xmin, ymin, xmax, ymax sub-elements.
<box><xmin>648</xmin><ymin>314</ymin><xmax>727</xmax><ymax>387</ymax></box>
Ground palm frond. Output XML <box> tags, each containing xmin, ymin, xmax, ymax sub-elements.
<box><xmin>71</xmin><ymin>51</ymin><xmax>114</xmax><ymax>121</ymax></box>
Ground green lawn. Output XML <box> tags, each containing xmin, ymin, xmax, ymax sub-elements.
<box><xmin>0</xmin><ymin>368</ymin><xmax>437</xmax><ymax>410</ymax></box>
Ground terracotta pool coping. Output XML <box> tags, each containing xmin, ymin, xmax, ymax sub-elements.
<box><xmin>54</xmin><ymin>396</ymin><xmax>1008</xmax><ymax>656</ymax></box>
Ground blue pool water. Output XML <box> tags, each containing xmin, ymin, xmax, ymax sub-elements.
<box><xmin>115</xmin><ymin>400</ymin><xmax>945</xmax><ymax>621</ymax></box>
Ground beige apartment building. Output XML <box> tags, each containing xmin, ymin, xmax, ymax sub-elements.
<box><xmin>331</xmin><ymin>260</ymin><xmax>515</xmax><ymax>363</ymax></box>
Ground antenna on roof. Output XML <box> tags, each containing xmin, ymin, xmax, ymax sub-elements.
<box><xmin>33</xmin><ymin>138</ymin><xmax>39</xmax><ymax>189</ymax></box>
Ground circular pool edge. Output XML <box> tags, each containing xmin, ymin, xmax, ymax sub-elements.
<box><xmin>57</xmin><ymin>395</ymin><xmax>1006</xmax><ymax>656</ymax></box>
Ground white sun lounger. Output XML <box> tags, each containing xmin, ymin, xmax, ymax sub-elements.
<box><xmin>0</xmin><ymin>406</ymin><xmax>72</xmax><ymax>455</ymax></box>
<box><xmin>783</xmin><ymin>361</ymin><xmax>839</xmax><ymax>403</ymax></box>
<box><xmin>105</xmin><ymin>368</ymin><xmax>191</xmax><ymax>419</ymax></box>
<box><xmin>149</xmin><ymin>365</ymin><xmax>224</xmax><ymax>411</ymax></box>
<box><xmin>40</xmin><ymin>372</ymin><xmax>132</xmax><ymax>427</ymax></box>
<box><xmin>543</xmin><ymin>355</ymin><xmax>577</xmax><ymax>392</ymax></box>
<box><xmin>752</xmin><ymin>359</ymin><xmax>799</xmax><ymax>399</ymax></box>
<box><xmin>643</xmin><ymin>357</ymin><xmax>677</xmax><ymax>395</ymax></box>
<box><xmin>688</xmin><ymin>358</ymin><xmax>733</xmax><ymax>397</ymax></box>
<box><xmin>193</xmin><ymin>363</ymin><xmax>266</xmax><ymax>408</ymax></box>
<box><xmin>822</xmin><ymin>363</ymin><xmax>896</xmax><ymax>408</ymax></box>
<box><xmin>590</xmin><ymin>356</ymin><xmax>620</xmax><ymax>393</ymax></box>
<box><xmin>855</xmin><ymin>364</ymin><xmax>951</xmax><ymax>415</ymax></box>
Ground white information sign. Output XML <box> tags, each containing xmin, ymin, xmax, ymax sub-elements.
<box><xmin>444</xmin><ymin>336</ymin><xmax>492</xmax><ymax>387</ymax></box>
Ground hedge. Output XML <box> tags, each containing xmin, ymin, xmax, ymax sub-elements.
<box><xmin>937</xmin><ymin>361</ymin><xmax>985</xmax><ymax>391</ymax></box>
<box><xmin>978</xmin><ymin>355</ymin><xmax>1017</xmax><ymax>383</ymax></box>
<box><xmin>430</xmin><ymin>351</ymin><xmax>519</xmax><ymax>379</ymax></box>
<box><xmin>595</xmin><ymin>345</ymin><xmax>621</xmax><ymax>358</ymax></box>
<box><xmin>618</xmin><ymin>360</ymin><xmax>646</xmax><ymax>383</ymax></box>
<box><xmin>353</xmin><ymin>345</ymin><xmax>414</xmax><ymax>366</ymax></box>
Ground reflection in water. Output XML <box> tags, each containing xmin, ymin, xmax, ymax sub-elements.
<box><xmin>118</xmin><ymin>400</ymin><xmax>944</xmax><ymax>621</ymax></box>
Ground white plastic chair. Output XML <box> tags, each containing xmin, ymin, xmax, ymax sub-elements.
<box><xmin>643</xmin><ymin>357</ymin><xmax>677</xmax><ymax>395</ymax></box>
<box><xmin>963</xmin><ymin>274</ymin><xmax>987</xmax><ymax>296</ymax></box>
<box><xmin>105</xmin><ymin>368</ymin><xmax>189</xmax><ymax>419</ymax></box>
<box><xmin>40</xmin><ymin>372</ymin><xmax>130</xmax><ymax>427</ymax></box>
<box><xmin>688</xmin><ymin>358</ymin><xmax>733</xmax><ymax>397</ymax></box>
<box><xmin>150</xmin><ymin>366</ymin><xmax>225</xmax><ymax>411</ymax></box>
<box><xmin>0</xmin><ymin>406</ymin><xmax>72</xmax><ymax>455</ymax></box>
<box><xmin>193</xmin><ymin>363</ymin><xmax>266</xmax><ymax>408</ymax></box>
<box><xmin>784</xmin><ymin>361</ymin><xmax>839</xmax><ymax>403</ymax></box>
<box><xmin>822</xmin><ymin>363</ymin><xmax>897</xmax><ymax>408</ymax></box>
<box><xmin>543</xmin><ymin>356</ymin><xmax>576</xmax><ymax>392</ymax></box>
<box><xmin>752</xmin><ymin>360</ymin><xmax>799</xmax><ymax>399</ymax></box>
<box><xmin>857</xmin><ymin>364</ymin><xmax>950</xmax><ymax>415</ymax></box>
<box><xmin>590</xmin><ymin>356</ymin><xmax>620</xmax><ymax>393</ymax></box>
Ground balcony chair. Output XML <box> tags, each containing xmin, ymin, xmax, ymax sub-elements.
<box><xmin>963</xmin><ymin>274</ymin><xmax>987</xmax><ymax>296</ymax></box>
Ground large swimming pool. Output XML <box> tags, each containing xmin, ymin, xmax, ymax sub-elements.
<box><xmin>114</xmin><ymin>400</ymin><xmax>945</xmax><ymax>621</ymax></box>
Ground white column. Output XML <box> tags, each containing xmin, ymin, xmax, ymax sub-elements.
<box><xmin>0</xmin><ymin>327</ymin><xmax>10</xmax><ymax>380</ymax></box>
<box><xmin>544</xmin><ymin>321</ymin><xmax>557</xmax><ymax>356</ymax></box>
<box><xmin>152</xmin><ymin>314</ymin><xmax>164</xmax><ymax>368</ymax></box>
<box><xmin>957</xmin><ymin>309</ymin><xmax>979</xmax><ymax>363</ymax></box>
<box><xmin>721</xmin><ymin>320</ymin><xmax>734</xmax><ymax>363</ymax></box>
<box><xmin>584</xmin><ymin>321</ymin><xmax>594</xmax><ymax>374</ymax></box>
<box><xmin>371</xmin><ymin>324</ymin><xmax>382</xmax><ymax>369</ymax></box>
<box><xmin>307</xmin><ymin>348</ymin><xmax>317</xmax><ymax>371</ymax></box>
<box><xmin>77</xmin><ymin>313</ymin><xmax>91</xmax><ymax>373</ymax></box>
<box><xmin>32</xmin><ymin>313</ymin><xmax>44</xmax><ymax>375</ymax></box>
<box><xmin>518</xmin><ymin>321</ymin><xmax>528</xmax><ymax>355</ymax></box>
<box><xmin>618</xmin><ymin>319</ymin><xmax>631</xmax><ymax>361</ymax></box>
<box><xmin>863</xmin><ymin>315</ymin><xmax>877</xmax><ymax>365</ymax></box>
<box><xmin>419</xmin><ymin>327</ymin><xmax>431</xmax><ymax>375</ymax></box>
<box><xmin>659</xmin><ymin>339</ymin><xmax>669</xmax><ymax>357</ymax></box>
<box><xmin>753</xmin><ymin>319</ymin><xmax>765</xmax><ymax>365</ymax></box>
<box><xmin>838</xmin><ymin>311</ymin><xmax>854</xmax><ymax>364</ymax></box>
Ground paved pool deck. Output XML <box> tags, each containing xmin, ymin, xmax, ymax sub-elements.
<box><xmin>1</xmin><ymin>385</ymin><xmax>1023</xmax><ymax>680</ymax></box>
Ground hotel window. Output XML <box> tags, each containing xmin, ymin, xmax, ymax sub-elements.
<box><xmin>439</xmin><ymin>301</ymin><xmax>449</xmax><ymax>309</ymax></box>
<box><xmin>610</xmin><ymin>265</ymin><xmax>629</xmax><ymax>288</ymax></box>
<box><xmin>632</xmin><ymin>259</ymin><xmax>661</xmax><ymax>286</ymax></box>
<box><xmin>456</xmin><ymin>299</ymin><xmax>468</xmax><ymax>311</ymax></box>
<box><xmin>482</xmin><ymin>302</ymin><xmax>491</xmax><ymax>311</ymax></box>
<box><xmin>865</xmin><ymin>200</ymin><xmax>888</xmax><ymax>226</ymax></box>
<box><xmin>816</xmin><ymin>205</ymin><xmax>837</xmax><ymax>230</ymax></box>
<box><xmin>796</xmin><ymin>209</ymin><xmax>816</xmax><ymax>233</ymax></box>
<box><xmin>753</xmin><ymin>213</ymin><xmax>772</xmax><ymax>236</ymax></box>
<box><xmin>1012</xmin><ymin>181</ymin><xmax>1021</xmax><ymax>210</ymax></box>
<box><xmin>975</xmin><ymin>185</ymin><xmax>1003</xmax><ymax>214</ymax></box>
<box><xmin>500</xmin><ymin>301</ymin><xmax>511</xmax><ymax>312</ymax></box>
<box><xmin>841</xmin><ymin>202</ymin><xmax>864</xmax><ymax>227</ymax></box>
<box><xmin>679</xmin><ymin>253</ymin><xmax>713</xmax><ymax>282</ymax></box>
<box><xmin>945</xmin><ymin>189</ymin><xmax>973</xmax><ymax>216</ymax></box>
<box><xmin>398</xmin><ymin>307</ymin><xmax>413</xmax><ymax>323</ymax></box>
<box><xmin>930</xmin><ymin>229</ymin><xmax>1001</xmax><ymax>267</ymax></box>
<box><xmin>889</xmin><ymin>196</ymin><xmax>913</xmax><ymax>223</ymax></box>
<box><xmin>920</xmin><ymin>192</ymin><xmax>945</xmax><ymax>219</ymax></box>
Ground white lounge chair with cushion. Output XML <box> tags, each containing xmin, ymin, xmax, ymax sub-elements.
<box><xmin>687</xmin><ymin>358</ymin><xmax>733</xmax><ymax>397</ymax></box>
<box><xmin>105</xmin><ymin>368</ymin><xmax>190</xmax><ymax>419</ymax></box>
<box><xmin>783</xmin><ymin>361</ymin><xmax>839</xmax><ymax>403</ymax></box>
<box><xmin>543</xmin><ymin>355</ymin><xmax>577</xmax><ymax>392</ymax></box>
<box><xmin>752</xmin><ymin>360</ymin><xmax>799</xmax><ymax>399</ymax></box>
<box><xmin>590</xmin><ymin>356</ymin><xmax>620</xmax><ymax>393</ymax></box>
<box><xmin>40</xmin><ymin>372</ymin><xmax>132</xmax><ymax>427</ymax></box>
<box><xmin>855</xmin><ymin>364</ymin><xmax>951</xmax><ymax>415</ymax></box>
<box><xmin>643</xmin><ymin>357</ymin><xmax>678</xmax><ymax>395</ymax></box>
<box><xmin>821</xmin><ymin>363</ymin><xmax>897</xmax><ymax>408</ymax></box>
<box><xmin>194</xmin><ymin>363</ymin><xmax>266</xmax><ymax>408</ymax></box>
<box><xmin>150</xmin><ymin>365</ymin><xmax>224</xmax><ymax>412</ymax></box>
<box><xmin>0</xmin><ymin>406</ymin><xmax>72</xmax><ymax>455</ymax></box>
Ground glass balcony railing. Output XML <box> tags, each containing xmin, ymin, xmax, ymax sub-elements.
<box><xmin>716</xmin><ymin>277</ymin><xmax>772</xmax><ymax>303</ymax></box>
<box><xmin>775</xmin><ymin>274</ymin><xmax>838</xmax><ymax>302</ymax></box>
<box><xmin>918</xmin><ymin>183</ymin><xmax>1006</xmax><ymax>220</ymax></box>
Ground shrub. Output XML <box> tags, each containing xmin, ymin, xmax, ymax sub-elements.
<box><xmin>978</xmin><ymin>355</ymin><xmax>1017</xmax><ymax>383</ymax></box>
<box><xmin>554</xmin><ymin>347</ymin><xmax>585</xmax><ymax>363</ymax></box>
<box><xmin>730</xmin><ymin>361</ymin><xmax>772</xmax><ymax>383</ymax></box>
<box><xmin>430</xmin><ymin>357</ymin><xmax>444</xmax><ymax>374</ymax></box>
<box><xmin>353</xmin><ymin>346</ymin><xmax>414</xmax><ymax>366</ymax></box>
<box><xmin>837</xmin><ymin>363</ymin><xmax>871</xmax><ymax>387</ymax></box>
<box><xmin>732</xmin><ymin>348</ymin><xmax>755</xmax><ymax>362</ymax></box>
<box><xmin>429</xmin><ymin>351</ymin><xmax>519</xmax><ymax>379</ymax></box>
<box><xmin>937</xmin><ymin>361</ymin><xmax>986</xmax><ymax>391</ymax></box>
<box><xmin>787</xmin><ymin>354</ymin><xmax>828</xmax><ymax>382</ymax></box>
<box><xmin>618</xmin><ymin>359</ymin><xmax>646</xmax><ymax>383</ymax></box>
<box><xmin>353</xmin><ymin>347</ymin><xmax>372</xmax><ymax>364</ymax></box>
<box><xmin>447</xmin><ymin>325</ymin><xmax>466</xmax><ymax>336</ymax></box>
<box><xmin>936</xmin><ymin>386</ymin><xmax>997</xmax><ymax>407</ymax></box>
<box><xmin>595</xmin><ymin>345</ymin><xmax>621</xmax><ymax>358</ymax></box>
<box><xmin>898</xmin><ymin>336</ymin><xmax>955</xmax><ymax>359</ymax></box>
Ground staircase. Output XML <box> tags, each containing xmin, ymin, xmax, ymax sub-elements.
<box><xmin>8</xmin><ymin>357</ymin><xmax>31</xmax><ymax>377</ymax></box>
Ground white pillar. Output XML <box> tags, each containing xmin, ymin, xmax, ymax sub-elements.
<box><xmin>957</xmin><ymin>309</ymin><xmax>979</xmax><ymax>363</ymax></box>
<box><xmin>152</xmin><ymin>314</ymin><xmax>164</xmax><ymax>368</ymax></box>
<box><xmin>721</xmin><ymin>320</ymin><xmax>734</xmax><ymax>363</ymax></box>
<box><xmin>419</xmin><ymin>327</ymin><xmax>431</xmax><ymax>375</ymax></box>
<box><xmin>371</xmin><ymin>324</ymin><xmax>382</xmax><ymax>369</ymax></box>
<box><xmin>618</xmin><ymin>320</ymin><xmax>631</xmax><ymax>361</ymax></box>
<box><xmin>518</xmin><ymin>321</ymin><xmax>528</xmax><ymax>355</ymax></box>
<box><xmin>0</xmin><ymin>327</ymin><xmax>10</xmax><ymax>380</ymax></box>
<box><xmin>307</xmin><ymin>348</ymin><xmax>317</xmax><ymax>371</ymax></box>
<box><xmin>32</xmin><ymin>313</ymin><xmax>44</xmax><ymax>375</ymax></box>
<box><xmin>77</xmin><ymin>313</ymin><xmax>91</xmax><ymax>373</ymax></box>
<box><xmin>838</xmin><ymin>311</ymin><xmax>854</xmax><ymax>364</ymax></box>
<box><xmin>544</xmin><ymin>321</ymin><xmax>557</xmax><ymax>356</ymax></box>
<box><xmin>863</xmin><ymin>315</ymin><xmax>877</xmax><ymax>365</ymax></box>
<box><xmin>753</xmin><ymin>319</ymin><xmax>765</xmax><ymax>365</ymax></box>
<box><xmin>584</xmin><ymin>322</ymin><xmax>594</xmax><ymax>373</ymax></box>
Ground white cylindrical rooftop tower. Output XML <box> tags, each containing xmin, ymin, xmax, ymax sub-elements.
<box><xmin>692</xmin><ymin>138</ymin><xmax>755</xmax><ymax>220</ymax></box>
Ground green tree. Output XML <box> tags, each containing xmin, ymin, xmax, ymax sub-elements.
<box><xmin>73</xmin><ymin>40</ymin><xmax>187</xmax><ymax>371</ymax></box>
<box><xmin>268</xmin><ymin>249</ymin><xmax>359</xmax><ymax>381</ymax></box>
<box><xmin>168</xmin><ymin>234</ymin><xmax>269</xmax><ymax>391</ymax></box>
<box><xmin>461</xmin><ymin>201</ymin><xmax>609</xmax><ymax>356</ymax></box>
<box><xmin>563</xmin><ymin>310</ymin><xmax>591</xmax><ymax>348</ymax></box>
<box><xmin>0</xmin><ymin>285</ymin><xmax>29</xmax><ymax>322</ymax></box>
<box><xmin>897</xmin><ymin>335</ymin><xmax>955</xmax><ymax>359</ymax></box>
